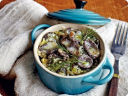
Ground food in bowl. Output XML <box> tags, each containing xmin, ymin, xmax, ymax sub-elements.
<box><xmin>37</xmin><ymin>27</ymin><xmax>101</xmax><ymax>76</ymax></box>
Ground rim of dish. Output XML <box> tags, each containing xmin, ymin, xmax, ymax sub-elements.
<box><xmin>33</xmin><ymin>23</ymin><xmax>106</xmax><ymax>78</ymax></box>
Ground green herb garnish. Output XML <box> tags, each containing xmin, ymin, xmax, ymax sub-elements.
<box><xmin>57</xmin><ymin>41</ymin><xmax>70</xmax><ymax>54</ymax></box>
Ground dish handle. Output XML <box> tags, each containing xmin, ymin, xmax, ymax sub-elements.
<box><xmin>31</xmin><ymin>24</ymin><xmax>51</xmax><ymax>44</ymax></box>
<box><xmin>82</xmin><ymin>58</ymin><xmax>114</xmax><ymax>85</ymax></box>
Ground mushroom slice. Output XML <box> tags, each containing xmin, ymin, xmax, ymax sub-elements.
<box><xmin>39</xmin><ymin>41</ymin><xmax>58</xmax><ymax>51</ymax></box>
<box><xmin>84</xmin><ymin>39</ymin><xmax>100</xmax><ymax>59</ymax></box>
<box><xmin>78</xmin><ymin>46</ymin><xmax>84</xmax><ymax>56</ymax></box>
<box><xmin>58</xmin><ymin>49</ymin><xmax>69</xmax><ymax>60</ymax></box>
<box><xmin>74</xmin><ymin>30</ymin><xmax>82</xmax><ymax>42</ymax></box>
<box><xmin>48</xmin><ymin>53</ymin><xmax>58</xmax><ymax>59</ymax></box>
<box><xmin>67</xmin><ymin>46</ymin><xmax>78</xmax><ymax>56</ymax></box>
<box><xmin>65</xmin><ymin>28</ymin><xmax>72</xmax><ymax>35</ymax></box>
<box><xmin>47</xmin><ymin>53</ymin><xmax>60</xmax><ymax>64</ymax></box>
<box><xmin>61</xmin><ymin>38</ymin><xmax>71</xmax><ymax>47</ymax></box>
<box><xmin>78</xmin><ymin>54</ymin><xmax>93</xmax><ymax>68</ymax></box>
<box><xmin>58</xmin><ymin>68</ymin><xmax>66</xmax><ymax>76</ymax></box>
<box><xmin>45</xmin><ymin>33</ymin><xmax>58</xmax><ymax>40</ymax></box>
<box><xmin>69</xmin><ymin>30</ymin><xmax>82</xmax><ymax>42</ymax></box>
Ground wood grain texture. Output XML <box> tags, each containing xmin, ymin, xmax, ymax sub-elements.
<box><xmin>108</xmin><ymin>77</ymin><xmax>119</xmax><ymax>96</ymax></box>
<box><xmin>0</xmin><ymin>0</ymin><xmax>128</xmax><ymax>21</ymax></box>
<box><xmin>0</xmin><ymin>0</ymin><xmax>128</xmax><ymax>96</ymax></box>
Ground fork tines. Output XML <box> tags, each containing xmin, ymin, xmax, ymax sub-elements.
<box><xmin>108</xmin><ymin>22</ymin><xmax>128</xmax><ymax>96</ymax></box>
<box><xmin>114</xmin><ymin>22</ymin><xmax>128</xmax><ymax>46</ymax></box>
<box><xmin>111</xmin><ymin>22</ymin><xmax>128</xmax><ymax>55</ymax></box>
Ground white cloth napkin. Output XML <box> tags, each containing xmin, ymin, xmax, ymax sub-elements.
<box><xmin>0</xmin><ymin>0</ymin><xmax>128</xmax><ymax>96</ymax></box>
<box><xmin>0</xmin><ymin>0</ymin><xmax>59</xmax><ymax>76</ymax></box>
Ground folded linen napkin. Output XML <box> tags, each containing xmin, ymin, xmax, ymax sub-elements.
<box><xmin>0</xmin><ymin>0</ymin><xmax>128</xmax><ymax>96</ymax></box>
<box><xmin>0</xmin><ymin>0</ymin><xmax>59</xmax><ymax>76</ymax></box>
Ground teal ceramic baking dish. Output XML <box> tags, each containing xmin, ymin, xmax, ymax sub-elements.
<box><xmin>31</xmin><ymin>23</ymin><xmax>114</xmax><ymax>95</ymax></box>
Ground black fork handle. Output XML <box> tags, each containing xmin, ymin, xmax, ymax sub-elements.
<box><xmin>108</xmin><ymin>60</ymin><xmax>119</xmax><ymax>96</ymax></box>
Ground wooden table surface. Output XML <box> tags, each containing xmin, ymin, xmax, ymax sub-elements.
<box><xmin>0</xmin><ymin>0</ymin><xmax>128</xmax><ymax>96</ymax></box>
<box><xmin>1</xmin><ymin>0</ymin><xmax>128</xmax><ymax>21</ymax></box>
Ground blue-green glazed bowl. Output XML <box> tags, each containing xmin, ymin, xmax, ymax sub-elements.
<box><xmin>31</xmin><ymin>23</ymin><xmax>114</xmax><ymax>95</ymax></box>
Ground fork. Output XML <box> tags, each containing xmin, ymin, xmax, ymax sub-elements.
<box><xmin>108</xmin><ymin>23</ymin><xmax>128</xmax><ymax>96</ymax></box>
